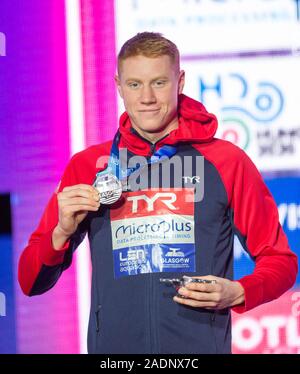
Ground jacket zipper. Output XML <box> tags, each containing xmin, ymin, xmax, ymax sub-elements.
<box><xmin>131</xmin><ymin>128</ymin><xmax>170</xmax><ymax>352</ymax></box>
<box><xmin>130</xmin><ymin>128</ymin><xmax>170</xmax><ymax>156</ymax></box>
<box><xmin>150</xmin><ymin>143</ymin><xmax>156</xmax><ymax>155</ymax></box>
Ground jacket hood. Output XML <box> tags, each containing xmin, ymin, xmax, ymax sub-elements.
<box><xmin>118</xmin><ymin>94</ymin><xmax>218</xmax><ymax>155</ymax></box>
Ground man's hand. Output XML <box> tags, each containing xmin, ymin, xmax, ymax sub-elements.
<box><xmin>173</xmin><ymin>275</ymin><xmax>245</xmax><ymax>310</ymax></box>
<box><xmin>52</xmin><ymin>184</ymin><xmax>100</xmax><ymax>250</ymax></box>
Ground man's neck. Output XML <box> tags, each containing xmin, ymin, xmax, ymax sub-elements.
<box><xmin>132</xmin><ymin>120</ymin><xmax>179</xmax><ymax>144</ymax></box>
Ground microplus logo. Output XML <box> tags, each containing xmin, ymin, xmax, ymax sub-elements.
<box><xmin>0</xmin><ymin>291</ymin><xmax>6</xmax><ymax>317</ymax></box>
<box><xmin>0</xmin><ymin>32</ymin><xmax>6</xmax><ymax>56</ymax></box>
<box><xmin>115</xmin><ymin>218</ymin><xmax>192</xmax><ymax>240</ymax></box>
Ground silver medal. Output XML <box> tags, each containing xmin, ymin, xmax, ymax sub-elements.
<box><xmin>94</xmin><ymin>173</ymin><xmax>122</xmax><ymax>205</ymax></box>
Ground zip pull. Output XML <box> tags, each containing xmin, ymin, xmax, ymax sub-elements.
<box><xmin>149</xmin><ymin>143</ymin><xmax>156</xmax><ymax>155</ymax></box>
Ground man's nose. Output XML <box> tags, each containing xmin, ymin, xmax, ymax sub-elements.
<box><xmin>140</xmin><ymin>85</ymin><xmax>156</xmax><ymax>104</ymax></box>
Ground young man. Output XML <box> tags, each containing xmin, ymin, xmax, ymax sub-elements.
<box><xmin>18</xmin><ymin>32</ymin><xmax>297</xmax><ymax>354</ymax></box>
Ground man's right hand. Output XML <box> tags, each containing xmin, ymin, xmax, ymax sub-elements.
<box><xmin>52</xmin><ymin>184</ymin><xmax>100</xmax><ymax>250</ymax></box>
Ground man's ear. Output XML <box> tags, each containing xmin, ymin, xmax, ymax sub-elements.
<box><xmin>115</xmin><ymin>75</ymin><xmax>123</xmax><ymax>98</ymax></box>
<box><xmin>178</xmin><ymin>70</ymin><xmax>185</xmax><ymax>94</ymax></box>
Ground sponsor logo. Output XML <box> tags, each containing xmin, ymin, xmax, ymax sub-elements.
<box><xmin>165</xmin><ymin>247</ymin><xmax>185</xmax><ymax>257</ymax></box>
<box><xmin>200</xmin><ymin>74</ymin><xmax>284</xmax><ymax>124</ymax></box>
<box><xmin>199</xmin><ymin>71</ymin><xmax>300</xmax><ymax>162</ymax></box>
<box><xmin>115</xmin><ymin>218</ymin><xmax>192</xmax><ymax>240</ymax></box>
<box><xmin>182</xmin><ymin>176</ymin><xmax>201</xmax><ymax>183</ymax></box>
<box><xmin>127</xmin><ymin>192</ymin><xmax>178</xmax><ymax>213</ymax></box>
<box><xmin>119</xmin><ymin>249</ymin><xmax>146</xmax><ymax>262</ymax></box>
<box><xmin>200</xmin><ymin>74</ymin><xmax>287</xmax><ymax>154</ymax></box>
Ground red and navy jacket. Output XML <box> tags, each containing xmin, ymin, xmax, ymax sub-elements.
<box><xmin>18</xmin><ymin>94</ymin><xmax>298</xmax><ymax>353</ymax></box>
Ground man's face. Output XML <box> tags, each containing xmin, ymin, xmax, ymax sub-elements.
<box><xmin>115</xmin><ymin>55</ymin><xmax>185</xmax><ymax>137</ymax></box>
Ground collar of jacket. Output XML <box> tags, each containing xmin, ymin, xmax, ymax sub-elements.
<box><xmin>118</xmin><ymin>93</ymin><xmax>218</xmax><ymax>156</ymax></box>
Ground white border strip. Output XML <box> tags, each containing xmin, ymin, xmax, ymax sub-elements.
<box><xmin>65</xmin><ymin>0</ymin><xmax>91</xmax><ymax>354</ymax></box>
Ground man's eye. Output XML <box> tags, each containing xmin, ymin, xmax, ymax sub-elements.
<box><xmin>153</xmin><ymin>80</ymin><xmax>166</xmax><ymax>87</ymax></box>
<box><xmin>128</xmin><ymin>82</ymin><xmax>140</xmax><ymax>89</ymax></box>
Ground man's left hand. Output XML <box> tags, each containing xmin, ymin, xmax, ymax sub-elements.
<box><xmin>173</xmin><ymin>275</ymin><xmax>245</xmax><ymax>310</ymax></box>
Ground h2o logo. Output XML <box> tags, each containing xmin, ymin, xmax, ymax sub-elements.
<box><xmin>127</xmin><ymin>192</ymin><xmax>178</xmax><ymax>213</ymax></box>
